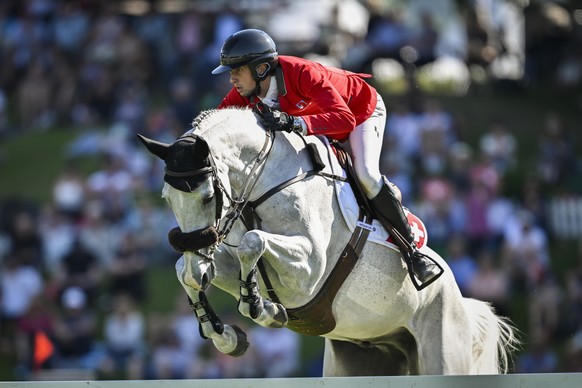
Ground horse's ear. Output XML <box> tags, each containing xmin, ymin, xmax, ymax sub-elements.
<box><xmin>192</xmin><ymin>137</ymin><xmax>210</xmax><ymax>160</ymax></box>
<box><xmin>137</xmin><ymin>134</ymin><xmax>170</xmax><ymax>161</ymax></box>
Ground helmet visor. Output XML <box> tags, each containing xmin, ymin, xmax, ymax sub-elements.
<box><xmin>211</xmin><ymin>64</ymin><xmax>233</xmax><ymax>75</ymax></box>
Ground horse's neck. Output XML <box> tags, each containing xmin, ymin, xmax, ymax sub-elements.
<box><xmin>200</xmin><ymin>109</ymin><xmax>277</xmax><ymax>194</ymax></box>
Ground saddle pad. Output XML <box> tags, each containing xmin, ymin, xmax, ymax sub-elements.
<box><xmin>314</xmin><ymin>136</ymin><xmax>428</xmax><ymax>251</ymax></box>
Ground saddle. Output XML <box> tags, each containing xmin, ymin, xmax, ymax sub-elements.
<box><xmin>331</xmin><ymin>141</ymin><xmax>374</xmax><ymax>219</ymax></box>
<box><xmin>241</xmin><ymin>127</ymin><xmax>427</xmax><ymax>335</ymax></box>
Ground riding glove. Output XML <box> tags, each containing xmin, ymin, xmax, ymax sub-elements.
<box><xmin>259</xmin><ymin>109</ymin><xmax>302</xmax><ymax>133</ymax></box>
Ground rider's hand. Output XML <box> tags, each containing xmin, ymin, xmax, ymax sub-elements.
<box><xmin>259</xmin><ymin>109</ymin><xmax>301</xmax><ymax>133</ymax></box>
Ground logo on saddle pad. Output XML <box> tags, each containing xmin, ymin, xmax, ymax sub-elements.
<box><xmin>387</xmin><ymin>210</ymin><xmax>427</xmax><ymax>249</ymax></box>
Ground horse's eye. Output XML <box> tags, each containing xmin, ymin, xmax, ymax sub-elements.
<box><xmin>203</xmin><ymin>195</ymin><xmax>214</xmax><ymax>205</ymax></box>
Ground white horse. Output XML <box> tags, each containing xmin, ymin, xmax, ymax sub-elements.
<box><xmin>138</xmin><ymin>107</ymin><xmax>518</xmax><ymax>376</ymax></box>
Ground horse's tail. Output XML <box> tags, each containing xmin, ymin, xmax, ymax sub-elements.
<box><xmin>463</xmin><ymin>298</ymin><xmax>520</xmax><ymax>374</ymax></box>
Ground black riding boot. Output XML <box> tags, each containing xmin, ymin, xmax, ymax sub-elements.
<box><xmin>370</xmin><ymin>177</ymin><xmax>442</xmax><ymax>288</ymax></box>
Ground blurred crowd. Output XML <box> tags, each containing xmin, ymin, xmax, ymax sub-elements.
<box><xmin>1</xmin><ymin>0</ymin><xmax>582</xmax><ymax>381</ymax></box>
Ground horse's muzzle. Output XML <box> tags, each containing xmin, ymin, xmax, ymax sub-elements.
<box><xmin>168</xmin><ymin>226</ymin><xmax>220</xmax><ymax>253</ymax></box>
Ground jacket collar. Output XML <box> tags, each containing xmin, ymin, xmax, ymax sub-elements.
<box><xmin>275</xmin><ymin>66</ymin><xmax>287</xmax><ymax>96</ymax></box>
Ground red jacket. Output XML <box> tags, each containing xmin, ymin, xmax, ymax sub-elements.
<box><xmin>217</xmin><ymin>56</ymin><xmax>378</xmax><ymax>142</ymax></box>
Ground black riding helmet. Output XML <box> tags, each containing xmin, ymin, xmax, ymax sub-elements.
<box><xmin>211</xmin><ymin>29</ymin><xmax>279</xmax><ymax>82</ymax></box>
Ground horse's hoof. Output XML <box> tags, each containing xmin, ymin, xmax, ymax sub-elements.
<box><xmin>227</xmin><ymin>325</ymin><xmax>250</xmax><ymax>357</ymax></box>
<box><xmin>267</xmin><ymin>303</ymin><xmax>288</xmax><ymax>328</ymax></box>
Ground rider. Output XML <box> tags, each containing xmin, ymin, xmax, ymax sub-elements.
<box><xmin>211</xmin><ymin>29</ymin><xmax>441</xmax><ymax>288</ymax></box>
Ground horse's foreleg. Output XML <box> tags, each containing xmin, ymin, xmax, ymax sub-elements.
<box><xmin>238</xmin><ymin>266</ymin><xmax>288</xmax><ymax>328</ymax></box>
<box><xmin>175</xmin><ymin>256</ymin><xmax>249</xmax><ymax>356</ymax></box>
<box><xmin>188</xmin><ymin>291</ymin><xmax>249</xmax><ymax>356</ymax></box>
<box><xmin>237</xmin><ymin>230</ymin><xmax>315</xmax><ymax>328</ymax></box>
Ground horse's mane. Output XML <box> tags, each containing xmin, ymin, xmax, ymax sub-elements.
<box><xmin>191</xmin><ymin>108</ymin><xmax>256</xmax><ymax>136</ymax></box>
<box><xmin>191</xmin><ymin>109</ymin><xmax>221</xmax><ymax>131</ymax></box>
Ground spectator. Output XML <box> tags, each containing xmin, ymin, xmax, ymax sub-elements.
<box><xmin>51</xmin><ymin>286</ymin><xmax>103</xmax><ymax>371</ymax></box>
<box><xmin>56</xmin><ymin>238</ymin><xmax>102</xmax><ymax>307</ymax></box>
<box><xmin>0</xmin><ymin>87</ymin><xmax>8</xmax><ymax>137</ymax></box>
<box><xmin>466</xmin><ymin>249</ymin><xmax>510</xmax><ymax>316</ymax></box>
<box><xmin>406</xmin><ymin>10</ymin><xmax>438</xmax><ymax>66</ymax></box>
<box><xmin>384</xmin><ymin>101</ymin><xmax>421</xmax><ymax>165</ymax></box>
<box><xmin>146</xmin><ymin>324</ymin><xmax>194</xmax><ymax>379</ymax></box>
<box><xmin>169</xmin><ymin>295</ymin><xmax>205</xmax><ymax>357</ymax></box>
<box><xmin>0</xmin><ymin>252</ymin><xmax>44</xmax><ymax>357</ymax></box>
<box><xmin>478</xmin><ymin>120</ymin><xmax>517</xmax><ymax>175</ymax></box>
<box><xmin>248</xmin><ymin>326</ymin><xmax>301</xmax><ymax>378</ymax></box>
<box><xmin>107</xmin><ymin>232</ymin><xmax>147</xmax><ymax>303</ymax></box>
<box><xmin>501</xmin><ymin>209</ymin><xmax>550</xmax><ymax>290</ymax></box>
<box><xmin>122</xmin><ymin>196</ymin><xmax>176</xmax><ymax>265</ymax></box>
<box><xmin>98</xmin><ymin>294</ymin><xmax>146</xmax><ymax>379</ymax></box>
<box><xmin>6</xmin><ymin>211</ymin><xmax>44</xmax><ymax>270</ymax></box>
<box><xmin>133</xmin><ymin>8</ymin><xmax>174</xmax><ymax>86</ymax></box>
<box><xmin>51</xmin><ymin>165</ymin><xmax>86</xmax><ymax>221</ymax></box>
<box><xmin>445</xmin><ymin>234</ymin><xmax>477</xmax><ymax>295</ymax></box>
<box><xmin>445</xmin><ymin>142</ymin><xmax>473</xmax><ymax>195</ymax></box>
<box><xmin>536</xmin><ymin>112</ymin><xmax>575</xmax><ymax>187</ymax></box>
<box><xmin>13</xmin><ymin>293</ymin><xmax>57</xmax><ymax>375</ymax></box>
<box><xmin>169</xmin><ymin>77</ymin><xmax>197</xmax><ymax>129</ymax></box>
<box><xmin>113</xmin><ymin>84</ymin><xmax>147</xmax><ymax>133</ymax></box>
<box><xmin>528</xmin><ymin>273</ymin><xmax>563</xmax><ymax>341</ymax></box>
<box><xmin>52</xmin><ymin>1</ymin><xmax>90</xmax><ymax>61</ymax></box>
<box><xmin>167</xmin><ymin>295</ymin><xmax>213</xmax><ymax>378</ymax></box>
<box><xmin>485</xmin><ymin>183</ymin><xmax>516</xmax><ymax>251</ymax></box>
<box><xmin>520</xmin><ymin>176</ymin><xmax>548</xmax><ymax>232</ymax></box>
<box><xmin>464</xmin><ymin>161</ymin><xmax>499</xmax><ymax>255</ymax></box>
<box><xmin>563</xmin><ymin>239</ymin><xmax>582</xmax><ymax>334</ymax></box>
<box><xmin>417</xmin><ymin>100</ymin><xmax>456</xmax><ymax>176</ymax></box>
<box><xmin>114</xmin><ymin>23</ymin><xmax>151</xmax><ymax>86</ymax></box>
<box><xmin>565</xmin><ymin>326</ymin><xmax>582</xmax><ymax>372</ymax></box>
<box><xmin>77</xmin><ymin>200</ymin><xmax>122</xmax><ymax>267</ymax></box>
<box><xmin>39</xmin><ymin>204</ymin><xmax>76</xmax><ymax>278</ymax></box>
<box><xmin>16</xmin><ymin>59</ymin><xmax>54</xmax><ymax>128</ymax></box>
<box><xmin>415</xmin><ymin>176</ymin><xmax>466</xmax><ymax>251</ymax></box>
<box><xmin>524</xmin><ymin>2</ymin><xmax>573</xmax><ymax>87</ymax></box>
<box><xmin>342</xmin><ymin>6</ymin><xmax>410</xmax><ymax>72</ymax></box>
<box><xmin>85</xmin><ymin>153</ymin><xmax>136</xmax><ymax>223</ymax></box>
<box><xmin>516</xmin><ymin>332</ymin><xmax>559</xmax><ymax>373</ymax></box>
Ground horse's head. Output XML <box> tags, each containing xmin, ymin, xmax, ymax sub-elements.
<box><xmin>138</xmin><ymin>132</ymin><xmax>225</xmax><ymax>289</ymax></box>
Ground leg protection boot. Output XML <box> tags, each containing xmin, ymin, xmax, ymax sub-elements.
<box><xmin>370</xmin><ymin>177</ymin><xmax>442</xmax><ymax>287</ymax></box>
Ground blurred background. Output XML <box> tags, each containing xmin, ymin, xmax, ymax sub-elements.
<box><xmin>0</xmin><ymin>0</ymin><xmax>581</xmax><ymax>381</ymax></box>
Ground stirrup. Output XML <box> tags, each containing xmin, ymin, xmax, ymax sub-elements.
<box><xmin>405</xmin><ymin>251</ymin><xmax>445</xmax><ymax>291</ymax></box>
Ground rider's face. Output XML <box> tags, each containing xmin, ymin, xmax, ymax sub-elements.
<box><xmin>229</xmin><ymin>66</ymin><xmax>256</xmax><ymax>97</ymax></box>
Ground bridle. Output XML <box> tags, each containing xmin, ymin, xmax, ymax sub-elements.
<box><xmin>165</xmin><ymin>130</ymin><xmax>275</xmax><ymax>262</ymax></box>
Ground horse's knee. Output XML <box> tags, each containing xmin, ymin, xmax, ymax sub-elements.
<box><xmin>175</xmin><ymin>256</ymin><xmax>187</xmax><ymax>283</ymax></box>
<box><xmin>238</xmin><ymin>231</ymin><xmax>266</xmax><ymax>262</ymax></box>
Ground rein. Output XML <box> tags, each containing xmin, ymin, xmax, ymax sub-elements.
<box><xmin>218</xmin><ymin>130</ymin><xmax>275</xmax><ymax>243</ymax></box>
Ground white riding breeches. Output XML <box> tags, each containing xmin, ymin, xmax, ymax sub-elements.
<box><xmin>348</xmin><ymin>94</ymin><xmax>386</xmax><ymax>199</ymax></box>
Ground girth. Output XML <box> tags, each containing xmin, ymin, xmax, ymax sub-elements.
<box><xmin>278</xmin><ymin>210</ymin><xmax>372</xmax><ymax>336</ymax></box>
